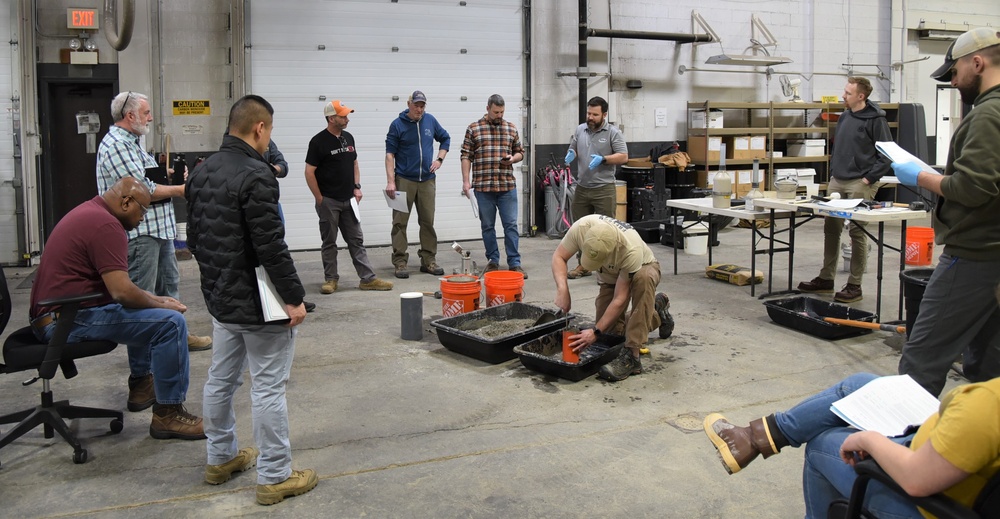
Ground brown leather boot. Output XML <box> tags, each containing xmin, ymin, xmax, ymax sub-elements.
<box><xmin>127</xmin><ymin>374</ymin><xmax>156</xmax><ymax>412</ymax></box>
<box><xmin>150</xmin><ymin>403</ymin><xmax>207</xmax><ymax>440</ymax></box>
<box><xmin>703</xmin><ymin>413</ymin><xmax>787</xmax><ymax>474</ymax></box>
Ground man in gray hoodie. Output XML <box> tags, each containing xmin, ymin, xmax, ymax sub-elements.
<box><xmin>797</xmin><ymin>77</ymin><xmax>891</xmax><ymax>303</ymax></box>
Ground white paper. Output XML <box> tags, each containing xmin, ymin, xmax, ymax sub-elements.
<box><xmin>875</xmin><ymin>141</ymin><xmax>940</xmax><ymax>176</ymax></box>
<box><xmin>383</xmin><ymin>190</ymin><xmax>409</xmax><ymax>213</ymax></box>
<box><xmin>818</xmin><ymin>198</ymin><xmax>863</xmax><ymax>209</ymax></box>
<box><xmin>255</xmin><ymin>266</ymin><xmax>289</xmax><ymax>322</ymax></box>
<box><xmin>467</xmin><ymin>188</ymin><xmax>479</xmax><ymax>218</ymax></box>
<box><xmin>830</xmin><ymin>375</ymin><xmax>939</xmax><ymax>436</ymax></box>
<box><xmin>350</xmin><ymin>197</ymin><xmax>361</xmax><ymax>222</ymax></box>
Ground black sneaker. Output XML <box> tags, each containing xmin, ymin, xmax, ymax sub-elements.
<box><xmin>598</xmin><ymin>348</ymin><xmax>642</xmax><ymax>382</ymax></box>
<box><xmin>655</xmin><ymin>293</ymin><xmax>674</xmax><ymax>339</ymax></box>
<box><xmin>303</xmin><ymin>301</ymin><xmax>316</xmax><ymax>313</ymax></box>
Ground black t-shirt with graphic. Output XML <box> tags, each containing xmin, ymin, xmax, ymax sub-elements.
<box><xmin>305</xmin><ymin>129</ymin><xmax>357</xmax><ymax>201</ymax></box>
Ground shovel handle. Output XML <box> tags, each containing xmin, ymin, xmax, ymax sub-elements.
<box><xmin>823</xmin><ymin>317</ymin><xmax>906</xmax><ymax>334</ymax></box>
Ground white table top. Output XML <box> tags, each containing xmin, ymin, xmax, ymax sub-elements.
<box><xmin>666</xmin><ymin>197</ymin><xmax>794</xmax><ymax>220</ymax></box>
<box><xmin>754</xmin><ymin>198</ymin><xmax>930</xmax><ymax>222</ymax></box>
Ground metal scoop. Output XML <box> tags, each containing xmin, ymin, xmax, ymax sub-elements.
<box><xmin>533</xmin><ymin>309</ymin><xmax>565</xmax><ymax>327</ymax></box>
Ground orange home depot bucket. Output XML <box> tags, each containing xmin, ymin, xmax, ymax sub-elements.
<box><xmin>483</xmin><ymin>270</ymin><xmax>525</xmax><ymax>307</ymax></box>
<box><xmin>905</xmin><ymin>227</ymin><xmax>935</xmax><ymax>266</ymax></box>
<box><xmin>440</xmin><ymin>275</ymin><xmax>481</xmax><ymax>317</ymax></box>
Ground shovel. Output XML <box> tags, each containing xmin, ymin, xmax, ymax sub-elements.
<box><xmin>822</xmin><ymin>317</ymin><xmax>906</xmax><ymax>334</ymax></box>
<box><xmin>533</xmin><ymin>309</ymin><xmax>566</xmax><ymax>327</ymax></box>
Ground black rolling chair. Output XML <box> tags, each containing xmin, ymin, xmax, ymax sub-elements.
<box><xmin>828</xmin><ymin>458</ymin><xmax>1000</xmax><ymax>519</ymax></box>
<box><xmin>0</xmin><ymin>265</ymin><xmax>123</xmax><ymax>467</ymax></box>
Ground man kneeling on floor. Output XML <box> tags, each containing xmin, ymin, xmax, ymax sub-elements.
<box><xmin>551</xmin><ymin>214</ymin><xmax>674</xmax><ymax>381</ymax></box>
<box><xmin>29</xmin><ymin>176</ymin><xmax>205</xmax><ymax>440</ymax></box>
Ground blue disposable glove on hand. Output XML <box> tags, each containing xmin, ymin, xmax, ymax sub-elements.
<box><xmin>589</xmin><ymin>154</ymin><xmax>604</xmax><ymax>169</ymax></box>
<box><xmin>891</xmin><ymin>161</ymin><xmax>922</xmax><ymax>186</ymax></box>
<box><xmin>565</xmin><ymin>149</ymin><xmax>576</xmax><ymax>165</ymax></box>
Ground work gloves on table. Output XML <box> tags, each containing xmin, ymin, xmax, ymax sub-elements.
<box><xmin>564</xmin><ymin>149</ymin><xmax>576</xmax><ymax>165</ymax></box>
<box><xmin>891</xmin><ymin>161</ymin><xmax>922</xmax><ymax>186</ymax></box>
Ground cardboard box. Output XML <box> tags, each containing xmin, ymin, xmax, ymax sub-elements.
<box><xmin>787</xmin><ymin>139</ymin><xmax>826</xmax><ymax>157</ymax></box>
<box><xmin>796</xmin><ymin>168</ymin><xmax>817</xmax><ymax>186</ymax></box>
<box><xmin>724</xmin><ymin>136</ymin><xmax>767</xmax><ymax>160</ymax></box>
<box><xmin>626</xmin><ymin>157</ymin><xmax>654</xmax><ymax>168</ymax></box>
<box><xmin>706</xmin><ymin>263</ymin><xmax>764</xmax><ymax>286</ymax></box>
<box><xmin>688</xmin><ymin>135</ymin><xmax>722</xmax><ymax>164</ymax></box>
<box><xmin>689</xmin><ymin>109</ymin><xmax>723</xmax><ymax>129</ymax></box>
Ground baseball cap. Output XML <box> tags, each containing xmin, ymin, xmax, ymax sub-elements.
<box><xmin>409</xmin><ymin>90</ymin><xmax>427</xmax><ymax>104</ymax></box>
<box><xmin>579</xmin><ymin>223</ymin><xmax>618</xmax><ymax>271</ymax></box>
<box><xmin>931</xmin><ymin>27</ymin><xmax>1000</xmax><ymax>82</ymax></box>
<box><xmin>324</xmin><ymin>100</ymin><xmax>354</xmax><ymax>117</ymax></box>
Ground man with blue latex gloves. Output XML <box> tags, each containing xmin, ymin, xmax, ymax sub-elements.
<box><xmin>564</xmin><ymin>96</ymin><xmax>629</xmax><ymax>279</ymax></box>
<box><xmin>894</xmin><ymin>27</ymin><xmax>1000</xmax><ymax>397</ymax></box>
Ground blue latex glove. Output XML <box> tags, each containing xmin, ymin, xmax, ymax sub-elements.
<box><xmin>891</xmin><ymin>161</ymin><xmax>922</xmax><ymax>186</ymax></box>
<box><xmin>564</xmin><ymin>149</ymin><xmax>576</xmax><ymax>165</ymax></box>
<box><xmin>589</xmin><ymin>154</ymin><xmax>604</xmax><ymax>169</ymax></box>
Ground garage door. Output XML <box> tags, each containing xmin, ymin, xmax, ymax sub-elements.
<box><xmin>0</xmin><ymin>4</ymin><xmax>17</xmax><ymax>265</ymax></box>
<box><xmin>249</xmin><ymin>0</ymin><xmax>525</xmax><ymax>252</ymax></box>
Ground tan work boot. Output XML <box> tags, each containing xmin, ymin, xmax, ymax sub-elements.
<box><xmin>256</xmin><ymin>469</ymin><xmax>319</xmax><ymax>505</ymax></box>
<box><xmin>703</xmin><ymin>413</ymin><xmax>787</xmax><ymax>474</ymax></box>
<box><xmin>187</xmin><ymin>334</ymin><xmax>213</xmax><ymax>352</ymax></box>
<box><xmin>206</xmin><ymin>446</ymin><xmax>260</xmax><ymax>485</ymax></box>
<box><xmin>149</xmin><ymin>403</ymin><xmax>207</xmax><ymax>440</ymax></box>
<box><xmin>359</xmin><ymin>278</ymin><xmax>393</xmax><ymax>291</ymax></box>
<box><xmin>320</xmin><ymin>280</ymin><xmax>337</xmax><ymax>294</ymax></box>
<box><xmin>127</xmin><ymin>374</ymin><xmax>155</xmax><ymax>412</ymax></box>
<box><xmin>567</xmin><ymin>264</ymin><xmax>591</xmax><ymax>279</ymax></box>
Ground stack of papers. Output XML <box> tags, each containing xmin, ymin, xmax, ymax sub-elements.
<box><xmin>875</xmin><ymin>141</ymin><xmax>940</xmax><ymax>176</ymax></box>
<box><xmin>830</xmin><ymin>375</ymin><xmax>940</xmax><ymax>436</ymax></box>
<box><xmin>255</xmin><ymin>266</ymin><xmax>289</xmax><ymax>322</ymax></box>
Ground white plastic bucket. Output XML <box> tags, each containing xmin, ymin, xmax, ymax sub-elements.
<box><xmin>683</xmin><ymin>222</ymin><xmax>710</xmax><ymax>256</ymax></box>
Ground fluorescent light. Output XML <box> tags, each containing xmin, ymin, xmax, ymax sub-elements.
<box><xmin>706</xmin><ymin>54</ymin><xmax>792</xmax><ymax>66</ymax></box>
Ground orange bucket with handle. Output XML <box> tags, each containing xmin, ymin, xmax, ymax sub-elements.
<box><xmin>483</xmin><ymin>270</ymin><xmax>525</xmax><ymax>307</ymax></box>
<box><xmin>440</xmin><ymin>275</ymin><xmax>481</xmax><ymax>317</ymax></box>
<box><xmin>905</xmin><ymin>227</ymin><xmax>934</xmax><ymax>266</ymax></box>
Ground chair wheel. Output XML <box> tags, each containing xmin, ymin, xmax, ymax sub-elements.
<box><xmin>73</xmin><ymin>449</ymin><xmax>88</xmax><ymax>464</ymax></box>
<box><xmin>110</xmin><ymin>419</ymin><xmax>124</xmax><ymax>434</ymax></box>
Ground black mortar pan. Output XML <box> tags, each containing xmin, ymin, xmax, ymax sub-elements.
<box><xmin>514</xmin><ymin>331</ymin><xmax>625</xmax><ymax>382</ymax></box>
<box><xmin>430</xmin><ymin>302</ymin><xmax>574</xmax><ymax>364</ymax></box>
<box><xmin>763</xmin><ymin>296</ymin><xmax>876</xmax><ymax>340</ymax></box>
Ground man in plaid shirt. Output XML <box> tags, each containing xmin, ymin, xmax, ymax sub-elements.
<box><xmin>97</xmin><ymin>91</ymin><xmax>214</xmax><ymax>372</ymax></box>
<box><xmin>460</xmin><ymin>95</ymin><xmax>527</xmax><ymax>278</ymax></box>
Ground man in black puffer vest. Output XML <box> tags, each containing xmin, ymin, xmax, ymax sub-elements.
<box><xmin>186</xmin><ymin>95</ymin><xmax>318</xmax><ymax>505</ymax></box>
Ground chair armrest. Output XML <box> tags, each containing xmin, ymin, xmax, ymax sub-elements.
<box><xmin>853</xmin><ymin>459</ymin><xmax>979</xmax><ymax>519</ymax></box>
<box><xmin>37</xmin><ymin>292</ymin><xmax>104</xmax><ymax>308</ymax></box>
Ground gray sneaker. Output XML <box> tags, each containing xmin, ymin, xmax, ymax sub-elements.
<box><xmin>597</xmin><ymin>348</ymin><xmax>642</xmax><ymax>382</ymax></box>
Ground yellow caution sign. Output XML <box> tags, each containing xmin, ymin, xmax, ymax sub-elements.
<box><xmin>172</xmin><ymin>100</ymin><xmax>211</xmax><ymax>116</ymax></box>
<box><xmin>821</xmin><ymin>95</ymin><xmax>840</xmax><ymax>104</ymax></box>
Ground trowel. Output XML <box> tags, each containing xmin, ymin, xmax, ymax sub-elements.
<box><xmin>533</xmin><ymin>308</ymin><xmax>566</xmax><ymax>327</ymax></box>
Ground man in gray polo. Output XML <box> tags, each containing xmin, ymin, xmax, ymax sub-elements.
<box><xmin>564</xmin><ymin>96</ymin><xmax>629</xmax><ymax>278</ymax></box>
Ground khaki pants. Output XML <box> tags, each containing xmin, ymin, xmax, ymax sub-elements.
<box><xmin>571</xmin><ymin>183</ymin><xmax>616</xmax><ymax>222</ymax></box>
<box><xmin>391</xmin><ymin>176</ymin><xmax>438</xmax><ymax>268</ymax></box>
<box><xmin>594</xmin><ymin>262</ymin><xmax>662</xmax><ymax>351</ymax></box>
<box><xmin>820</xmin><ymin>177</ymin><xmax>878</xmax><ymax>285</ymax></box>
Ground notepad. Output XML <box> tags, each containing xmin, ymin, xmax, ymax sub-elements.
<box><xmin>383</xmin><ymin>190</ymin><xmax>409</xmax><ymax>213</ymax></box>
<box><xmin>255</xmin><ymin>266</ymin><xmax>289</xmax><ymax>322</ymax></box>
<box><xmin>830</xmin><ymin>375</ymin><xmax>940</xmax><ymax>436</ymax></box>
<box><xmin>875</xmin><ymin>141</ymin><xmax>940</xmax><ymax>176</ymax></box>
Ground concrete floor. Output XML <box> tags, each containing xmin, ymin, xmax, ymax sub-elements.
<box><xmin>0</xmin><ymin>213</ymin><xmax>965</xmax><ymax>518</ymax></box>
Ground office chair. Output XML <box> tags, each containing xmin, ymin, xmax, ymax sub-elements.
<box><xmin>0</xmin><ymin>265</ymin><xmax>123</xmax><ymax>467</ymax></box>
<box><xmin>828</xmin><ymin>458</ymin><xmax>1000</xmax><ymax>519</ymax></box>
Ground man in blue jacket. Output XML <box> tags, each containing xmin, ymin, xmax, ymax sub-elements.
<box><xmin>384</xmin><ymin>91</ymin><xmax>451</xmax><ymax>279</ymax></box>
<box><xmin>797</xmin><ymin>77</ymin><xmax>891</xmax><ymax>303</ymax></box>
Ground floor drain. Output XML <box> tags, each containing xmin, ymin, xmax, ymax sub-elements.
<box><xmin>667</xmin><ymin>413</ymin><xmax>703</xmax><ymax>433</ymax></box>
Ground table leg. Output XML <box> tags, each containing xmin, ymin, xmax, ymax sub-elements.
<box><xmin>671</xmin><ymin>206</ymin><xmax>678</xmax><ymax>275</ymax></box>
<box><xmin>898</xmin><ymin>220</ymin><xmax>907</xmax><ymax>321</ymax></box>
<box><xmin>787</xmin><ymin>213</ymin><xmax>796</xmax><ymax>292</ymax></box>
<box><xmin>767</xmin><ymin>209</ymin><xmax>775</xmax><ymax>295</ymax></box>
<box><xmin>750</xmin><ymin>221</ymin><xmax>757</xmax><ymax>297</ymax></box>
<box><xmin>875</xmin><ymin>222</ymin><xmax>885</xmax><ymax>321</ymax></box>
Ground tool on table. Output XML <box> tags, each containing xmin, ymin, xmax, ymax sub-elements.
<box><xmin>822</xmin><ymin>317</ymin><xmax>906</xmax><ymax>334</ymax></box>
<box><xmin>422</xmin><ymin>291</ymin><xmax>442</xmax><ymax>299</ymax></box>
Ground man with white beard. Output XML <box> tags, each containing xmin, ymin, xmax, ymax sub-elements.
<box><xmin>97</xmin><ymin>92</ymin><xmax>214</xmax><ymax>416</ymax></box>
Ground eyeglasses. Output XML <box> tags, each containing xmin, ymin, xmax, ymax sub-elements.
<box><xmin>124</xmin><ymin>195</ymin><xmax>148</xmax><ymax>215</ymax></box>
<box><xmin>119</xmin><ymin>91</ymin><xmax>132</xmax><ymax>120</ymax></box>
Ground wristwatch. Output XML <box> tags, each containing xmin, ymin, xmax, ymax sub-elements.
<box><xmin>354</xmin><ymin>183</ymin><xmax>362</xmax><ymax>189</ymax></box>
<box><xmin>435</xmin><ymin>157</ymin><xmax>444</xmax><ymax>163</ymax></box>
<box><xmin>591</xmin><ymin>326</ymin><xmax>602</xmax><ymax>337</ymax></box>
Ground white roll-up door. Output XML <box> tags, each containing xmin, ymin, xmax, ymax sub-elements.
<box><xmin>249</xmin><ymin>0</ymin><xmax>525</xmax><ymax>252</ymax></box>
<box><xmin>0</xmin><ymin>4</ymin><xmax>17</xmax><ymax>264</ymax></box>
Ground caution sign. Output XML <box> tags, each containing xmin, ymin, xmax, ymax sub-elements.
<box><xmin>172</xmin><ymin>100</ymin><xmax>211</xmax><ymax>116</ymax></box>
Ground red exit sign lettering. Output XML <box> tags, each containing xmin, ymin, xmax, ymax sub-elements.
<box><xmin>67</xmin><ymin>8</ymin><xmax>99</xmax><ymax>30</ymax></box>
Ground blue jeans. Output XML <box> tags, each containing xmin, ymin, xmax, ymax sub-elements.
<box><xmin>203</xmin><ymin>319</ymin><xmax>296</xmax><ymax>485</ymax></box>
<box><xmin>772</xmin><ymin>373</ymin><xmax>922</xmax><ymax>518</ymax></box>
<box><xmin>475</xmin><ymin>189</ymin><xmax>520</xmax><ymax>267</ymax></box>
<box><xmin>128</xmin><ymin>236</ymin><xmax>180</xmax><ymax>299</ymax></box>
<box><xmin>34</xmin><ymin>304</ymin><xmax>190</xmax><ymax>405</ymax></box>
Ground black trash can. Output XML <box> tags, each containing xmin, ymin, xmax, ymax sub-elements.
<box><xmin>899</xmin><ymin>268</ymin><xmax>935</xmax><ymax>339</ymax></box>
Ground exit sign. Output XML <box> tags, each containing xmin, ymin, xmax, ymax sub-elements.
<box><xmin>67</xmin><ymin>8</ymin><xmax>99</xmax><ymax>30</ymax></box>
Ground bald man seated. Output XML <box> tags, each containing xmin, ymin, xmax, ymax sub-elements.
<box><xmin>29</xmin><ymin>176</ymin><xmax>205</xmax><ymax>440</ymax></box>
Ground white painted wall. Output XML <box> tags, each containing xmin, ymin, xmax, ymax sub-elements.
<box><xmin>0</xmin><ymin>2</ymin><xmax>17</xmax><ymax>264</ymax></box>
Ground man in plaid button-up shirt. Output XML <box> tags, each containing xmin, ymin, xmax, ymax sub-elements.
<box><xmin>97</xmin><ymin>91</ymin><xmax>213</xmax><ymax>356</ymax></box>
<box><xmin>461</xmin><ymin>95</ymin><xmax>527</xmax><ymax>279</ymax></box>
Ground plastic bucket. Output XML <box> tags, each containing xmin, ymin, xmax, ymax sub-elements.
<box><xmin>174</xmin><ymin>222</ymin><xmax>188</xmax><ymax>250</ymax></box>
<box><xmin>905</xmin><ymin>227</ymin><xmax>934</xmax><ymax>266</ymax></box>
<box><xmin>899</xmin><ymin>268</ymin><xmax>934</xmax><ymax>339</ymax></box>
<box><xmin>683</xmin><ymin>222</ymin><xmax>709</xmax><ymax>256</ymax></box>
<box><xmin>483</xmin><ymin>270</ymin><xmax>525</xmax><ymax>307</ymax></box>
<box><xmin>440</xmin><ymin>275</ymin><xmax>481</xmax><ymax>317</ymax></box>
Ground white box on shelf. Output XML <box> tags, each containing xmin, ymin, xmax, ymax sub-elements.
<box><xmin>796</xmin><ymin>168</ymin><xmax>817</xmax><ymax>185</ymax></box>
<box><xmin>690</xmin><ymin>109</ymin><xmax>723</xmax><ymax>129</ymax></box>
<box><xmin>787</xmin><ymin>139</ymin><xmax>826</xmax><ymax>157</ymax></box>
